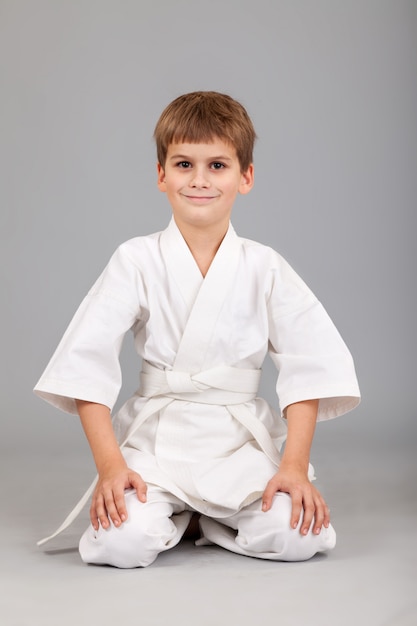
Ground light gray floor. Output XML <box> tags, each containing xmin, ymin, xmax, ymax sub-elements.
<box><xmin>1</xmin><ymin>431</ymin><xmax>416</xmax><ymax>626</ymax></box>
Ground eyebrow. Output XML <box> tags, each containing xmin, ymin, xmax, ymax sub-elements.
<box><xmin>168</xmin><ymin>154</ymin><xmax>233</xmax><ymax>162</ymax></box>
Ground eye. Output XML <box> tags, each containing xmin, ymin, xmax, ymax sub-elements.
<box><xmin>176</xmin><ymin>161</ymin><xmax>191</xmax><ymax>168</ymax></box>
<box><xmin>210</xmin><ymin>162</ymin><xmax>225</xmax><ymax>170</ymax></box>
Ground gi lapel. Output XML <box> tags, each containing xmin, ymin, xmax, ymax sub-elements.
<box><xmin>160</xmin><ymin>218</ymin><xmax>203</xmax><ymax>312</ymax></box>
<box><xmin>160</xmin><ymin>218</ymin><xmax>242</xmax><ymax>373</ymax></box>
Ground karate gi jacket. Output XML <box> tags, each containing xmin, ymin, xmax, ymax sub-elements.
<box><xmin>35</xmin><ymin>218</ymin><xmax>360</xmax><ymax>529</ymax></box>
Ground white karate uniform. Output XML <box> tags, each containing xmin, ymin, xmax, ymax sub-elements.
<box><xmin>34</xmin><ymin>218</ymin><xmax>359</xmax><ymax>566</ymax></box>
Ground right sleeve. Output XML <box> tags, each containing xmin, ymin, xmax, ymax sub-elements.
<box><xmin>33</xmin><ymin>244</ymin><xmax>143</xmax><ymax>415</ymax></box>
<box><xmin>266</xmin><ymin>252</ymin><xmax>360</xmax><ymax>421</ymax></box>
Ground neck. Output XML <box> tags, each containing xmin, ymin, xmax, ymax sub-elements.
<box><xmin>174</xmin><ymin>218</ymin><xmax>229</xmax><ymax>277</ymax></box>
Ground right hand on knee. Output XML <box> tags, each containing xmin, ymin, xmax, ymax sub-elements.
<box><xmin>91</xmin><ymin>465</ymin><xmax>147</xmax><ymax>531</ymax></box>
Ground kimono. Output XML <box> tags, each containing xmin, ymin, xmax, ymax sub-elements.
<box><xmin>34</xmin><ymin>218</ymin><xmax>360</xmax><ymax>543</ymax></box>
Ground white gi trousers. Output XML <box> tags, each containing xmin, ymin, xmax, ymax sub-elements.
<box><xmin>79</xmin><ymin>484</ymin><xmax>336</xmax><ymax>568</ymax></box>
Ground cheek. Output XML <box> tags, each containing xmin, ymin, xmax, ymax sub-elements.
<box><xmin>224</xmin><ymin>182</ymin><xmax>240</xmax><ymax>195</ymax></box>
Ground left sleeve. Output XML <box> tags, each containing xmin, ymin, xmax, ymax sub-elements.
<box><xmin>267</xmin><ymin>254</ymin><xmax>360</xmax><ymax>421</ymax></box>
<box><xmin>33</xmin><ymin>244</ymin><xmax>143</xmax><ymax>415</ymax></box>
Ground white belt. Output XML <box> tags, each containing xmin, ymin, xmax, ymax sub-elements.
<box><xmin>140</xmin><ymin>361</ymin><xmax>261</xmax><ymax>401</ymax></box>
<box><xmin>37</xmin><ymin>363</ymin><xmax>280</xmax><ymax>546</ymax></box>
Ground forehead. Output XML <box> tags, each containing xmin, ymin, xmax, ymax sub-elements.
<box><xmin>166</xmin><ymin>140</ymin><xmax>238</xmax><ymax>159</ymax></box>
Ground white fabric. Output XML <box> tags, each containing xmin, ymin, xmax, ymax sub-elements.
<box><xmin>37</xmin><ymin>364</ymin><xmax>273</xmax><ymax>546</ymax></box>
<box><xmin>198</xmin><ymin>493</ymin><xmax>336</xmax><ymax>561</ymax></box>
<box><xmin>79</xmin><ymin>486</ymin><xmax>191</xmax><ymax>568</ymax></box>
<box><xmin>78</xmin><ymin>486</ymin><xmax>335</xmax><ymax>568</ymax></box>
<box><xmin>34</xmin><ymin>218</ymin><xmax>360</xmax><ymax>545</ymax></box>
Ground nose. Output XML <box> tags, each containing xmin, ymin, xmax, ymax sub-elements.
<box><xmin>189</xmin><ymin>167</ymin><xmax>210</xmax><ymax>188</ymax></box>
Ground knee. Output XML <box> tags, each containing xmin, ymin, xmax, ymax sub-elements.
<box><xmin>79</xmin><ymin>504</ymin><xmax>178</xmax><ymax>568</ymax></box>
<box><xmin>267</xmin><ymin>493</ymin><xmax>337</xmax><ymax>561</ymax></box>
<box><xmin>236</xmin><ymin>493</ymin><xmax>336</xmax><ymax>562</ymax></box>
<box><xmin>236</xmin><ymin>493</ymin><xmax>292</xmax><ymax>555</ymax></box>
<box><xmin>277</xmin><ymin>521</ymin><xmax>337</xmax><ymax>562</ymax></box>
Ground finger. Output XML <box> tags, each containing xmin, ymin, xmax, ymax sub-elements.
<box><xmin>262</xmin><ymin>479</ymin><xmax>278</xmax><ymax>512</ymax></box>
<box><xmin>312</xmin><ymin>496</ymin><xmax>325</xmax><ymax>535</ymax></box>
<box><xmin>130</xmin><ymin>473</ymin><xmax>148</xmax><ymax>504</ymax></box>
<box><xmin>290</xmin><ymin>490</ymin><xmax>304</xmax><ymax>530</ymax></box>
<box><xmin>113</xmin><ymin>488</ymin><xmax>128</xmax><ymax>524</ymax></box>
<box><xmin>300</xmin><ymin>493</ymin><xmax>315</xmax><ymax>535</ymax></box>
<box><xmin>94</xmin><ymin>492</ymin><xmax>111</xmax><ymax>530</ymax></box>
<box><xmin>323</xmin><ymin>502</ymin><xmax>331</xmax><ymax>528</ymax></box>
<box><xmin>103</xmin><ymin>488</ymin><xmax>123</xmax><ymax>528</ymax></box>
<box><xmin>323</xmin><ymin>500</ymin><xmax>330</xmax><ymax>528</ymax></box>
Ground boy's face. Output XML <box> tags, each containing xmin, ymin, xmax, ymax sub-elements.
<box><xmin>157</xmin><ymin>139</ymin><xmax>254</xmax><ymax>233</ymax></box>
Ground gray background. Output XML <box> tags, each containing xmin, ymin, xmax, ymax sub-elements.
<box><xmin>1</xmin><ymin>1</ymin><xmax>416</xmax><ymax>625</ymax></box>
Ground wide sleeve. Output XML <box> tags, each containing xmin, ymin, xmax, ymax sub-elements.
<box><xmin>267</xmin><ymin>253</ymin><xmax>360</xmax><ymax>421</ymax></box>
<box><xmin>33</xmin><ymin>243</ymin><xmax>143</xmax><ymax>415</ymax></box>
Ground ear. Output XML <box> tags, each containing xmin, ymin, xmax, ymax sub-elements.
<box><xmin>239</xmin><ymin>164</ymin><xmax>254</xmax><ymax>195</ymax></box>
<box><xmin>157</xmin><ymin>162</ymin><xmax>166</xmax><ymax>192</ymax></box>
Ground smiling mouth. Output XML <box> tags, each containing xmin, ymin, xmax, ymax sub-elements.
<box><xmin>183</xmin><ymin>195</ymin><xmax>218</xmax><ymax>201</ymax></box>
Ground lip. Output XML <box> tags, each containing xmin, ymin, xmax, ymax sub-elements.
<box><xmin>182</xmin><ymin>194</ymin><xmax>218</xmax><ymax>203</ymax></box>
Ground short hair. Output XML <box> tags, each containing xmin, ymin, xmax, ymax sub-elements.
<box><xmin>154</xmin><ymin>91</ymin><xmax>256</xmax><ymax>172</ymax></box>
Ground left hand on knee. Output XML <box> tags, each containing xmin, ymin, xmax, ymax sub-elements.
<box><xmin>262</xmin><ymin>468</ymin><xmax>330</xmax><ymax>536</ymax></box>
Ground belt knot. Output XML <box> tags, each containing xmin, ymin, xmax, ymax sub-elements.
<box><xmin>165</xmin><ymin>370</ymin><xmax>208</xmax><ymax>393</ymax></box>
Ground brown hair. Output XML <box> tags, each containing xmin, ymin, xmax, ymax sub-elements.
<box><xmin>154</xmin><ymin>91</ymin><xmax>256</xmax><ymax>172</ymax></box>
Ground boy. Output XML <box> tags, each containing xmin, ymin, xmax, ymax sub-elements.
<box><xmin>35</xmin><ymin>91</ymin><xmax>360</xmax><ymax>567</ymax></box>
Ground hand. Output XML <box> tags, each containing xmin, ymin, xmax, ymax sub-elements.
<box><xmin>91</xmin><ymin>464</ymin><xmax>147</xmax><ymax>531</ymax></box>
<box><xmin>261</xmin><ymin>466</ymin><xmax>330</xmax><ymax>536</ymax></box>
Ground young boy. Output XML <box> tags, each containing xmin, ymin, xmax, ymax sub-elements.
<box><xmin>34</xmin><ymin>91</ymin><xmax>360</xmax><ymax>567</ymax></box>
